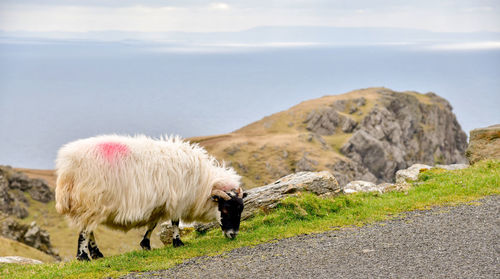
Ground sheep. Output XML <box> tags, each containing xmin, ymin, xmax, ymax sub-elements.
<box><xmin>55</xmin><ymin>134</ymin><xmax>247</xmax><ymax>261</ymax></box>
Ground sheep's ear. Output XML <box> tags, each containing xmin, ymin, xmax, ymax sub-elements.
<box><xmin>242</xmin><ymin>192</ymin><xmax>248</xmax><ymax>199</ymax></box>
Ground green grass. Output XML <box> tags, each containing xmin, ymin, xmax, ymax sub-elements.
<box><xmin>1</xmin><ymin>160</ymin><xmax>499</xmax><ymax>279</ymax></box>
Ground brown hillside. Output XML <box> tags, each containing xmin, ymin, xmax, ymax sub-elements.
<box><xmin>193</xmin><ymin>87</ymin><xmax>466</xmax><ymax>188</ymax></box>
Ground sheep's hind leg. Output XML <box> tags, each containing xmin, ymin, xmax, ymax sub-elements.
<box><xmin>76</xmin><ymin>230</ymin><xmax>91</xmax><ymax>261</ymax></box>
<box><xmin>172</xmin><ymin>220</ymin><xmax>184</xmax><ymax>247</ymax></box>
<box><xmin>140</xmin><ymin>222</ymin><xmax>157</xmax><ymax>250</ymax></box>
<box><xmin>89</xmin><ymin>232</ymin><xmax>104</xmax><ymax>259</ymax></box>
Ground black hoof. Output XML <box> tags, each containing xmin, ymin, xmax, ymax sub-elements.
<box><xmin>140</xmin><ymin>238</ymin><xmax>151</xmax><ymax>250</ymax></box>
<box><xmin>76</xmin><ymin>251</ymin><xmax>91</xmax><ymax>261</ymax></box>
<box><xmin>90</xmin><ymin>248</ymin><xmax>104</xmax><ymax>259</ymax></box>
<box><xmin>172</xmin><ymin>238</ymin><xmax>184</xmax><ymax>247</ymax></box>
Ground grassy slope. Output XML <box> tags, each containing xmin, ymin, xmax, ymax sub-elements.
<box><xmin>2</xmin><ymin>160</ymin><xmax>498</xmax><ymax>279</ymax></box>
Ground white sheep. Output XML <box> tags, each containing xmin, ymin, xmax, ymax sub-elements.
<box><xmin>55</xmin><ymin>134</ymin><xmax>246</xmax><ymax>261</ymax></box>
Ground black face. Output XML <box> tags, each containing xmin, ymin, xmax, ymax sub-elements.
<box><xmin>216</xmin><ymin>196</ymin><xmax>245</xmax><ymax>239</ymax></box>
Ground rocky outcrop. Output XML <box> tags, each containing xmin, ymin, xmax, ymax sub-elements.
<box><xmin>0</xmin><ymin>166</ymin><xmax>53</xmax><ymax>218</ymax></box>
<box><xmin>294</xmin><ymin>89</ymin><xmax>467</xmax><ymax>185</ymax></box>
<box><xmin>340</xmin><ymin>90</ymin><xmax>467</xmax><ymax>183</ymax></box>
<box><xmin>466</xmin><ymin>124</ymin><xmax>500</xmax><ymax>164</ymax></box>
<box><xmin>0</xmin><ymin>218</ymin><xmax>60</xmax><ymax>260</ymax></box>
<box><xmin>0</xmin><ymin>175</ymin><xmax>29</xmax><ymax>219</ymax></box>
<box><xmin>196</xmin><ymin>88</ymin><xmax>468</xmax><ymax>188</ymax></box>
<box><xmin>304</xmin><ymin>98</ymin><xmax>364</xmax><ymax>135</ymax></box>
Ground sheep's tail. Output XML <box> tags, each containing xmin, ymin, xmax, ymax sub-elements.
<box><xmin>55</xmin><ymin>171</ymin><xmax>74</xmax><ymax>214</ymax></box>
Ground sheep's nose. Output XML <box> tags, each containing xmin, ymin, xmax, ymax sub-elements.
<box><xmin>224</xmin><ymin>230</ymin><xmax>238</xmax><ymax>239</ymax></box>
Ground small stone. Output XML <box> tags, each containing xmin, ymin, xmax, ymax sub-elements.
<box><xmin>395</xmin><ymin>164</ymin><xmax>433</xmax><ymax>183</ymax></box>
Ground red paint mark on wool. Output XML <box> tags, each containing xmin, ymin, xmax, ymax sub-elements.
<box><xmin>97</xmin><ymin>142</ymin><xmax>129</xmax><ymax>162</ymax></box>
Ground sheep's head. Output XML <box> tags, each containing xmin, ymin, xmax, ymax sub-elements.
<box><xmin>211</xmin><ymin>188</ymin><xmax>247</xmax><ymax>239</ymax></box>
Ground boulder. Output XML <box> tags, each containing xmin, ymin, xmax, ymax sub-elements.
<box><xmin>243</xmin><ymin>171</ymin><xmax>340</xmax><ymax>218</ymax></box>
<box><xmin>158</xmin><ymin>222</ymin><xmax>194</xmax><ymax>246</ymax></box>
<box><xmin>395</xmin><ymin>164</ymin><xmax>432</xmax><ymax>183</ymax></box>
<box><xmin>466</xmin><ymin>124</ymin><xmax>500</xmax><ymax>164</ymax></box>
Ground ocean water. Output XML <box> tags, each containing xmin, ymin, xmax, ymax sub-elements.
<box><xmin>0</xmin><ymin>41</ymin><xmax>499</xmax><ymax>169</ymax></box>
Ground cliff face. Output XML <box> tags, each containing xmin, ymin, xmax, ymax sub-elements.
<box><xmin>340</xmin><ymin>90</ymin><xmax>467</xmax><ymax>183</ymax></box>
<box><xmin>193</xmin><ymin>88</ymin><xmax>467</xmax><ymax>187</ymax></box>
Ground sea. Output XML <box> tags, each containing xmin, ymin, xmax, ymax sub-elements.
<box><xmin>1</xmin><ymin>40</ymin><xmax>499</xmax><ymax>169</ymax></box>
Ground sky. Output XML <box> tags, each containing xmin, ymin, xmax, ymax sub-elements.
<box><xmin>1</xmin><ymin>0</ymin><xmax>500</xmax><ymax>34</ymax></box>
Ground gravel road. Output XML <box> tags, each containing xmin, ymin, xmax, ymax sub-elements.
<box><xmin>122</xmin><ymin>195</ymin><xmax>500</xmax><ymax>279</ymax></box>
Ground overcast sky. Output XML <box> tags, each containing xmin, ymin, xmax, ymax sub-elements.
<box><xmin>1</xmin><ymin>0</ymin><xmax>499</xmax><ymax>34</ymax></box>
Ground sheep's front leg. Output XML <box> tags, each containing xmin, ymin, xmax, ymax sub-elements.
<box><xmin>172</xmin><ymin>220</ymin><xmax>184</xmax><ymax>247</ymax></box>
<box><xmin>140</xmin><ymin>222</ymin><xmax>157</xmax><ymax>250</ymax></box>
<box><xmin>76</xmin><ymin>230</ymin><xmax>91</xmax><ymax>261</ymax></box>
